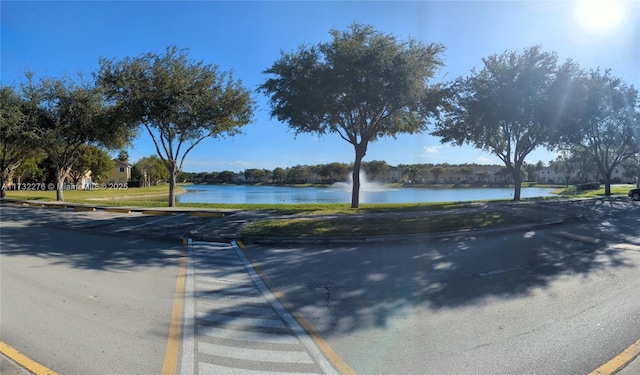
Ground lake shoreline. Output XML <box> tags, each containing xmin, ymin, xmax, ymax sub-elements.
<box><xmin>185</xmin><ymin>182</ymin><xmax>564</xmax><ymax>189</ymax></box>
<box><xmin>178</xmin><ymin>184</ymin><xmax>559</xmax><ymax>205</ymax></box>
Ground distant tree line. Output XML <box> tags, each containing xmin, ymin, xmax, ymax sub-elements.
<box><xmin>177</xmin><ymin>159</ymin><xmax>628</xmax><ymax>186</ymax></box>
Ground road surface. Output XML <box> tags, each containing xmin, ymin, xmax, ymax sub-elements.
<box><xmin>1</xmin><ymin>200</ymin><xmax>639</xmax><ymax>374</ymax></box>
<box><xmin>241</xmin><ymin>201</ymin><xmax>640</xmax><ymax>374</ymax></box>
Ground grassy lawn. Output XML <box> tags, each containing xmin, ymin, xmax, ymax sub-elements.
<box><xmin>4</xmin><ymin>185</ymin><xmax>180</xmax><ymax>204</ymax></box>
<box><xmin>552</xmin><ymin>185</ymin><xmax>636</xmax><ymax>197</ymax></box>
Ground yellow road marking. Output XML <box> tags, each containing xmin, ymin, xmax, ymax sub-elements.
<box><xmin>240</xmin><ymin>246</ymin><xmax>356</xmax><ymax>375</ymax></box>
<box><xmin>589</xmin><ymin>338</ymin><xmax>640</xmax><ymax>375</ymax></box>
<box><xmin>0</xmin><ymin>341</ymin><xmax>60</xmax><ymax>375</ymax></box>
<box><xmin>161</xmin><ymin>246</ymin><xmax>187</xmax><ymax>375</ymax></box>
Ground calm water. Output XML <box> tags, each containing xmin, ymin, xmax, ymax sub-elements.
<box><xmin>178</xmin><ymin>184</ymin><xmax>557</xmax><ymax>204</ymax></box>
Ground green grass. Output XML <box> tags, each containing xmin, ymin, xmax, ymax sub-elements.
<box><xmin>552</xmin><ymin>185</ymin><xmax>635</xmax><ymax>197</ymax></box>
<box><xmin>239</xmin><ymin>210</ymin><xmax>536</xmax><ymax>237</ymax></box>
<box><xmin>4</xmin><ymin>185</ymin><xmax>181</xmax><ymax>203</ymax></box>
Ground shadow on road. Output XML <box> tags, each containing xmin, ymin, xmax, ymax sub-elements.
<box><xmin>0</xmin><ymin>206</ymin><xmax>182</xmax><ymax>271</ymax></box>
<box><xmin>2</xmin><ymin>199</ymin><xmax>639</xmax><ymax>339</ymax></box>
<box><xmin>240</xmin><ymin>199</ymin><xmax>640</xmax><ymax>336</ymax></box>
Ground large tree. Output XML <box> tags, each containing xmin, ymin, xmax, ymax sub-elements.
<box><xmin>432</xmin><ymin>46</ymin><xmax>559</xmax><ymax>201</ymax></box>
<box><xmin>0</xmin><ymin>85</ymin><xmax>38</xmax><ymax>197</ymax></box>
<box><xmin>21</xmin><ymin>74</ymin><xmax>134</xmax><ymax>201</ymax></box>
<box><xmin>98</xmin><ymin>46</ymin><xmax>255</xmax><ymax>206</ymax></box>
<box><xmin>259</xmin><ymin>23</ymin><xmax>445</xmax><ymax>208</ymax></box>
<box><xmin>553</xmin><ymin>69</ymin><xmax>638</xmax><ymax>196</ymax></box>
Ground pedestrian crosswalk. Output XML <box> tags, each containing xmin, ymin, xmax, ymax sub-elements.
<box><xmin>180</xmin><ymin>240</ymin><xmax>338</xmax><ymax>375</ymax></box>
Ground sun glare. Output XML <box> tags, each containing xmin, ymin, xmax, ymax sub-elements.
<box><xmin>574</xmin><ymin>0</ymin><xmax>625</xmax><ymax>32</ymax></box>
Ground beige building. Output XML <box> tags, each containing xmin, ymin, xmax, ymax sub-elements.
<box><xmin>538</xmin><ymin>167</ymin><xmax>626</xmax><ymax>184</ymax></box>
<box><xmin>104</xmin><ymin>160</ymin><xmax>132</xmax><ymax>184</ymax></box>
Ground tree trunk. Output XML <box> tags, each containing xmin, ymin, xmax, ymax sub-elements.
<box><xmin>351</xmin><ymin>145</ymin><xmax>367</xmax><ymax>209</ymax></box>
<box><xmin>55</xmin><ymin>167</ymin><xmax>66</xmax><ymax>201</ymax></box>
<box><xmin>512</xmin><ymin>165</ymin><xmax>522</xmax><ymax>201</ymax></box>
<box><xmin>603</xmin><ymin>173</ymin><xmax>612</xmax><ymax>196</ymax></box>
<box><xmin>1</xmin><ymin>162</ymin><xmax>21</xmax><ymax>198</ymax></box>
<box><xmin>0</xmin><ymin>175</ymin><xmax>6</xmax><ymax>198</ymax></box>
<box><xmin>513</xmin><ymin>178</ymin><xmax>522</xmax><ymax>201</ymax></box>
<box><xmin>168</xmin><ymin>167</ymin><xmax>177</xmax><ymax>207</ymax></box>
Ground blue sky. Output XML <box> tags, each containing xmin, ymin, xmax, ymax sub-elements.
<box><xmin>2</xmin><ymin>1</ymin><xmax>638</xmax><ymax>173</ymax></box>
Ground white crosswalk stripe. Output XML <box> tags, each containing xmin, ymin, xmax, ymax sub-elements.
<box><xmin>199</xmin><ymin>362</ymin><xmax>322</xmax><ymax>375</ymax></box>
<box><xmin>180</xmin><ymin>240</ymin><xmax>338</xmax><ymax>375</ymax></box>
<box><xmin>198</xmin><ymin>342</ymin><xmax>315</xmax><ymax>363</ymax></box>
<box><xmin>198</xmin><ymin>324</ymin><xmax>300</xmax><ymax>345</ymax></box>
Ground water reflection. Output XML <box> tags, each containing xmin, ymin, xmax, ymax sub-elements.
<box><xmin>178</xmin><ymin>185</ymin><xmax>556</xmax><ymax>204</ymax></box>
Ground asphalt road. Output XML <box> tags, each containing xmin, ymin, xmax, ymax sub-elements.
<box><xmin>0</xmin><ymin>207</ymin><xmax>182</xmax><ymax>374</ymax></box>
<box><xmin>241</xmin><ymin>203</ymin><xmax>640</xmax><ymax>374</ymax></box>
<box><xmin>0</xmin><ymin>204</ymin><xmax>340</xmax><ymax>374</ymax></box>
<box><xmin>1</xmin><ymin>199</ymin><xmax>639</xmax><ymax>374</ymax></box>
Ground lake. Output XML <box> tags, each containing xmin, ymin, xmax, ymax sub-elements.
<box><xmin>178</xmin><ymin>184</ymin><xmax>557</xmax><ymax>204</ymax></box>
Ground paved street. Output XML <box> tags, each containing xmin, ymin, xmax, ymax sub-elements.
<box><xmin>0</xmin><ymin>205</ymin><xmax>339</xmax><ymax>374</ymax></box>
<box><xmin>1</xmin><ymin>199</ymin><xmax>639</xmax><ymax>374</ymax></box>
<box><xmin>241</xmin><ymin>201</ymin><xmax>640</xmax><ymax>374</ymax></box>
<box><xmin>0</xmin><ymin>208</ymin><xmax>181</xmax><ymax>374</ymax></box>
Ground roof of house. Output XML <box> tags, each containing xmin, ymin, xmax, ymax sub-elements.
<box><xmin>113</xmin><ymin>159</ymin><xmax>133</xmax><ymax>168</ymax></box>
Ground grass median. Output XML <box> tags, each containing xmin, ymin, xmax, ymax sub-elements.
<box><xmin>238</xmin><ymin>210</ymin><xmax>537</xmax><ymax>238</ymax></box>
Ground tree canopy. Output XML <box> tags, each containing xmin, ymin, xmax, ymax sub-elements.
<box><xmin>0</xmin><ymin>85</ymin><xmax>38</xmax><ymax>197</ymax></box>
<box><xmin>20</xmin><ymin>74</ymin><xmax>134</xmax><ymax>201</ymax></box>
<box><xmin>133</xmin><ymin>155</ymin><xmax>170</xmax><ymax>186</ymax></box>
<box><xmin>98</xmin><ymin>46</ymin><xmax>255</xmax><ymax>206</ymax></box>
<box><xmin>259</xmin><ymin>23</ymin><xmax>445</xmax><ymax>208</ymax></box>
<box><xmin>432</xmin><ymin>46</ymin><xmax>560</xmax><ymax>201</ymax></box>
<box><xmin>553</xmin><ymin>68</ymin><xmax>639</xmax><ymax>195</ymax></box>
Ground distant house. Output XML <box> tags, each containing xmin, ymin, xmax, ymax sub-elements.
<box><xmin>537</xmin><ymin>167</ymin><xmax>626</xmax><ymax>184</ymax></box>
<box><xmin>104</xmin><ymin>160</ymin><xmax>132</xmax><ymax>184</ymax></box>
<box><xmin>472</xmin><ymin>165</ymin><xmax>511</xmax><ymax>183</ymax></box>
<box><xmin>538</xmin><ymin>168</ymin><xmax>565</xmax><ymax>184</ymax></box>
<box><xmin>378</xmin><ymin>166</ymin><xmax>403</xmax><ymax>183</ymax></box>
